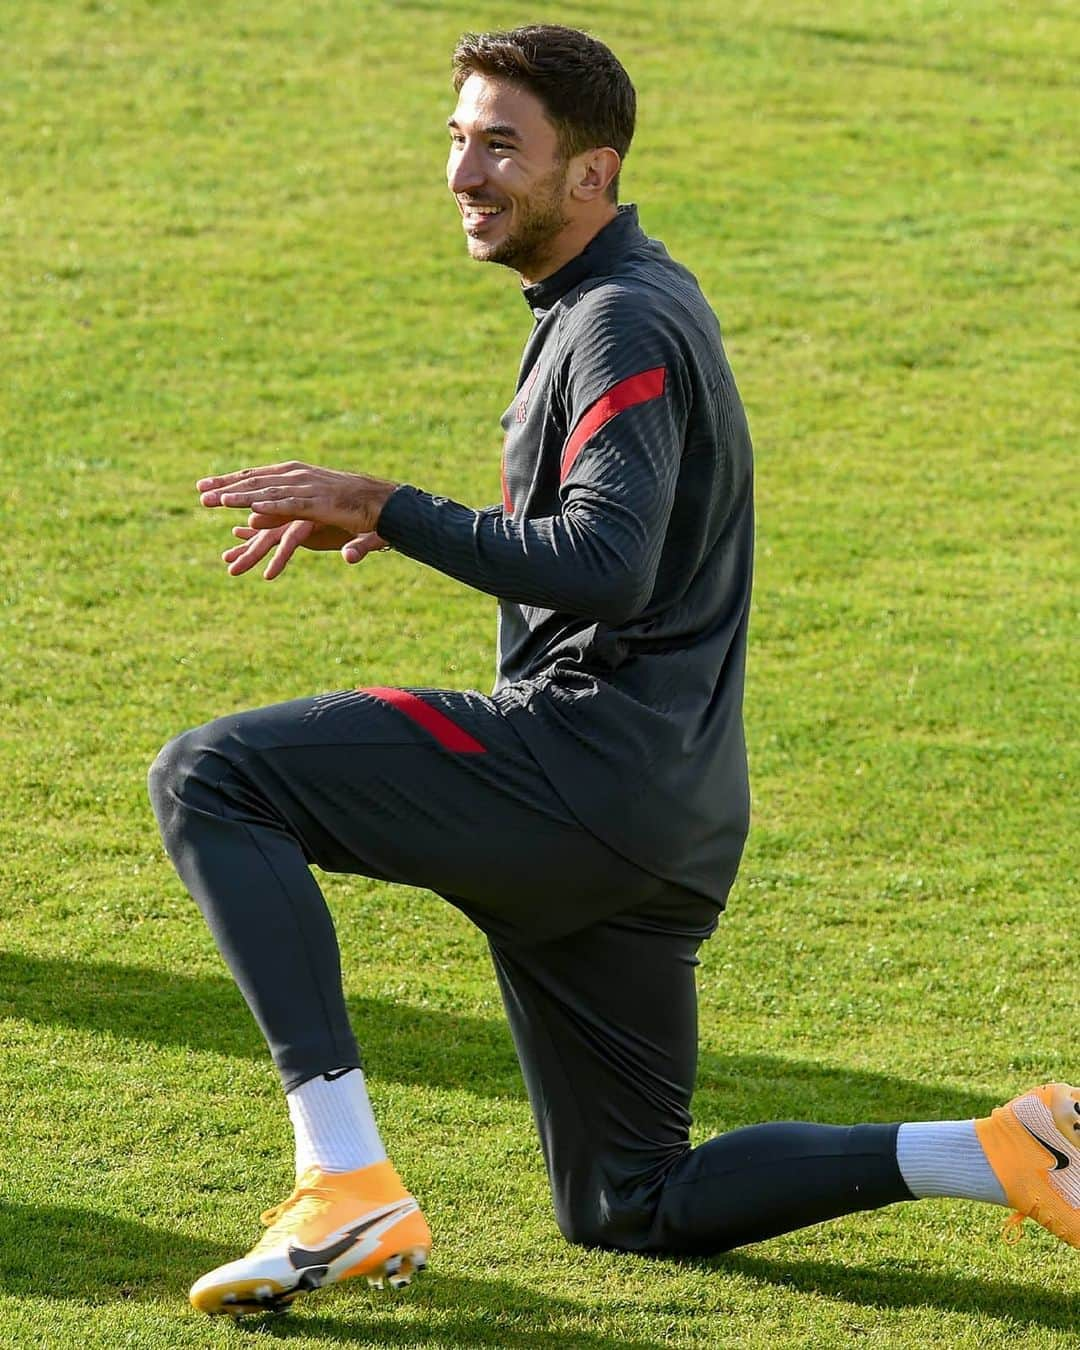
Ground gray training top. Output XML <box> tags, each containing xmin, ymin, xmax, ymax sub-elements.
<box><xmin>377</xmin><ymin>205</ymin><xmax>754</xmax><ymax>905</ymax></box>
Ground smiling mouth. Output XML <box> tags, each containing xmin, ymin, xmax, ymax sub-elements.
<box><xmin>459</xmin><ymin>201</ymin><xmax>506</xmax><ymax>231</ymax></box>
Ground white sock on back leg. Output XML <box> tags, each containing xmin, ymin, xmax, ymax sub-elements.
<box><xmin>896</xmin><ymin>1119</ymin><xmax>1007</xmax><ymax>1204</ymax></box>
<box><xmin>287</xmin><ymin>1067</ymin><xmax>388</xmax><ymax>1175</ymax></box>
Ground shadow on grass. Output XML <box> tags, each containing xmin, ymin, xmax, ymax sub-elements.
<box><xmin>693</xmin><ymin>1051</ymin><xmax>1000</xmax><ymax>1125</ymax></box>
<box><xmin>0</xmin><ymin>1201</ymin><xmax>658</xmax><ymax>1348</ymax></box>
<box><xmin>0</xmin><ymin>948</ymin><xmax>523</xmax><ymax>1098</ymax></box>
<box><xmin>2</xmin><ymin>1200</ymin><xmax>1075</xmax><ymax>1340</ymax></box>
<box><xmin>262</xmin><ymin>1285</ymin><xmax>668</xmax><ymax>1349</ymax></box>
<box><xmin>0</xmin><ymin>1200</ymin><xmax>233</xmax><ymax>1305</ymax></box>
<box><xmin>715</xmin><ymin>1250</ymin><xmax>1079</xmax><ymax>1334</ymax></box>
<box><xmin>1</xmin><ymin>950</ymin><xmax>1006</xmax><ymax>1122</ymax></box>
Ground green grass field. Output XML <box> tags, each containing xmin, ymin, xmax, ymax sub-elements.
<box><xmin>2</xmin><ymin>0</ymin><xmax>1077</xmax><ymax>1345</ymax></box>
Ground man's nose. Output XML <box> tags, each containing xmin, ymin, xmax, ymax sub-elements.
<box><xmin>448</xmin><ymin>143</ymin><xmax>485</xmax><ymax>195</ymax></box>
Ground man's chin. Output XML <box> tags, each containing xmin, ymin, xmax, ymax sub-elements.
<box><xmin>465</xmin><ymin>236</ymin><xmax>497</xmax><ymax>260</ymax></box>
<box><xmin>466</xmin><ymin>235</ymin><xmax>515</xmax><ymax>268</ymax></box>
<box><xmin>463</xmin><ymin>222</ymin><xmax>556</xmax><ymax>277</ymax></box>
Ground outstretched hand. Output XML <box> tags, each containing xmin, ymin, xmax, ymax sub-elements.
<box><xmin>198</xmin><ymin>460</ymin><xmax>398</xmax><ymax>580</ymax></box>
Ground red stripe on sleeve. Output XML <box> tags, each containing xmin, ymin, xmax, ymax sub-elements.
<box><xmin>559</xmin><ymin>365</ymin><xmax>667</xmax><ymax>482</ymax></box>
<box><xmin>360</xmin><ymin>687</ymin><xmax>487</xmax><ymax>754</ymax></box>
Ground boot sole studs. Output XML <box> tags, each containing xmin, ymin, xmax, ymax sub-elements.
<box><xmin>367</xmin><ymin>1246</ymin><xmax>429</xmax><ymax>1293</ymax></box>
<box><xmin>212</xmin><ymin>1245</ymin><xmax>430</xmax><ymax>1316</ymax></box>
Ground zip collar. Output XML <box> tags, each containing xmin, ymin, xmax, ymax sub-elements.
<box><xmin>521</xmin><ymin>204</ymin><xmax>645</xmax><ymax>317</ymax></box>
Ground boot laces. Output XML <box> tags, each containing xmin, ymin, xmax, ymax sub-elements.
<box><xmin>1001</xmin><ymin>1201</ymin><xmax>1073</xmax><ymax>1247</ymax></box>
<box><xmin>255</xmin><ymin>1182</ymin><xmax>333</xmax><ymax>1247</ymax></box>
<box><xmin>1001</xmin><ymin>1212</ymin><xmax>1026</xmax><ymax>1246</ymax></box>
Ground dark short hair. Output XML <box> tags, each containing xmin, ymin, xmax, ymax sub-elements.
<box><xmin>451</xmin><ymin>25</ymin><xmax>636</xmax><ymax>201</ymax></box>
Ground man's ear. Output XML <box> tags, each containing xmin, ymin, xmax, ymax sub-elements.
<box><xmin>570</xmin><ymin>147</ymin><xmax>621</xmax><ymax>201</ymax></box>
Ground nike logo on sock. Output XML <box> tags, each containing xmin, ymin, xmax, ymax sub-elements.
<box><xmin>1018</xmin><ymin>1119</ymin><xmax>1071</xmax><ymax>1171</ymax></box>
<box><xmin>286</xmin><ymin>1202</ymin><xmax>415</xmax><ymax>1270</ymax></box>
<box><xmin>322</xmin><ymin>1068</ymin><xmax>355</xmax><ymax>1082</ymax></box>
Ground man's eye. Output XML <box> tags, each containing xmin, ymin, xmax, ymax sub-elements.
<box><xmin>490</xmin><ymin>141</ymin><xmax>513</xmax><ymax>152</ymax></box>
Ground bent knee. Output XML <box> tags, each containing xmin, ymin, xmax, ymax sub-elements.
<box><xmin>147</xmin><ymin>721</ymin><xmax>234</xmax><ymax>821</ymax></box>
<box><xmin>554</xmin><ymin>1186</ymin><xmax>655</xmax><ymax>1253</ymax></box>
<box><xmin>148</xmin><ymin>731</ymin><xmax>184</xmax><ymax>815</ymax></box>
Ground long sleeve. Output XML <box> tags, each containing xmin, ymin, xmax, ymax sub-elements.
<box><xmin>376</xmin><ymin>289</ymin><xmax>690</xmax><ymax>626</ymax></box>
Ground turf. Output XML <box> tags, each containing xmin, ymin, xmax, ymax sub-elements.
<box><xmin>1</xmin><ymin>0</ymin><xmax>1076</xmax><ymax>1345</ymax></box>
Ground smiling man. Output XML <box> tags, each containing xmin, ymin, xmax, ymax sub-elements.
<box><xmin>150</xmin><ymin>24</ymin><xmax>1079</xmax><ymax>1319</ymax></box>
<box><xmin>448</xmin><ymin>60</ymin><xmax>621</xmax><ymax>280</ymax></box>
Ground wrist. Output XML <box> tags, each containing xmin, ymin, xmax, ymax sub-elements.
<box><xmin>369</xmin><ymin>479</ymin><xmax>400</xmax><ymax>533</ymax></box>
<box><xmin>369</xmin><ymin>479</ymin><xmax>397</xmax><ymax>515</ymax></box>
<box><xmin>340</xmin><ymin>474</ymin><xmax>398</xmax><ymax>534</ymax></box>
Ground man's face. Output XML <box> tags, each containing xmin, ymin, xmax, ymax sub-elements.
<box><xmin>447</xmin><ymin>74</ymin><xmax>571</xmax><ymax>279</ymax></box>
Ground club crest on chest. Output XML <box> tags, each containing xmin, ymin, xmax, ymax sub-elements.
<box><xmin>515</xmin><ymin>362</ymin><xmax>542</xmax><ymax>423</ymax></box>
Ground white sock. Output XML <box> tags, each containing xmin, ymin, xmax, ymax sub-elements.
<box><xmin>286</xmin><ymin>1068</ymin><xmax>388</xmax><ymax>1175</ymax></box>
<box><xmin>896</xmin><ymin>1120</ymin><xmax>1007</xmax><ymax>1204</ymax></box>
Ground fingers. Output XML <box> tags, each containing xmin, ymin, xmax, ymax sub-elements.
<box><xmin>220</xmin><ymin>519</ymin><xmax>315</xmax><ymax>578</ymax></box>
<box><xmin>197</xmin><ymin>461</ymin><xmax>304</xmax><ymax>493</ymax></box>
<box><xmin>262</xmin><ymin>519</ymin><xmax>314</xmax><ymax>581</ymax></box>
<box><xmin>199</xmin><ymin>466</ymin><xmax>309</xmax><ymax>508</ymax></box>
<box><xmin>247</xmin><ymin>511</ymin><xmax>295</xmax><ymax>529</ymax></box>
<box><xmin>231</xmin><ymin>520</ymin><xmax>283</xmax><ymax>542</ymax></box>
<box><xmin>198</xmin><ymin>464</ymin><xmax>383</xmax><ymax>540</ymax></box>
<box><xmin>239</xmin><ymin>493</ymin><xmax>317</xmax><ymax>517</ymax></box>
<box><xmin>218</xmin><ymin>520</ymin><xmax>389</xmax><ymax>578</ymax></box>
<box><xmin>225</xmin><ymin>528</ymin><xmax>283</xmax><ymax>576</ymax></box>
<box><xmin>342</xmin><ymin>532</ymin><xmax>390</xmax><ymax>564</ymax></box>
<box><xmin>202</xmin><ymin>480</ymin><xmax>320</xmax><ymax>522</ymax></box>
<box><xmin>200</xmin><ymin>481</ymin><xmax>305</xmax><ymax>509</ymax></box>
<box><xmin>221</xmin><ymin>523</ymin><xmax>278</xmax><ymax>568</ymax></box>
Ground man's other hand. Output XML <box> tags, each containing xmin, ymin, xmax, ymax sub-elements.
<box><xmin>199</xmin><ymin>461</ymin><xmax>397</xmax><ymax>580</ymax></box>
<box><xmin>222</xmin><ymin>520</ymin><xmax>340</xmax><ymax>580</ymax></box>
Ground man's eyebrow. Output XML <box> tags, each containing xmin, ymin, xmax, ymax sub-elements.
<box><xmin>446</xmin><ymin>117</ymin><xmax>522</xmax><ymax>140</ymax></box>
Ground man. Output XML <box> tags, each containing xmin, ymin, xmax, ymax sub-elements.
<box><xmin>150</xmin><ymin>25</ymin><xmax>1078</xmax><ymax>1319</ymax></box>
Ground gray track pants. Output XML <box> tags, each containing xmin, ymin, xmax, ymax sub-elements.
<box><xmin>148</xmin><ymin>686</ymin><xmax>911</xmax><ymax>1253</ymax></box>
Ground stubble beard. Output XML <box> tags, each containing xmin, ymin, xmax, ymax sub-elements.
<box><xmin>471</xmin><ymin>163</ymin><xmax>570</xmax><ymax>277</ymax></box>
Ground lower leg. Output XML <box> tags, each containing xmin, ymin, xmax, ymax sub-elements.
<box><xmin>647</xmin><ymin>1115</ymin><xmax>1014</xmax><ymax>1254</ymax></box>
<box><xmin>657</xmin><ymin>1085</ymin><xmax>1080</xmax><ymax>1254</ymax></box>
<box><xmin>150</xmin><ymin>723</ymin><xmax>387</xmax><ymax>1179</ymax></box>
<box><xmin>631</xmin><ymin>1112</ymin><xmax>1035</xmax><ymax>1255</ymax></box>
<box><xmin>641</xmin><ymin>1120</ymin><xmax>912</xmax><ymax>1255</ymax></box>
<box><xmin>149</xmin><ymin>725</ymin><xmax>360</xmax><ymax>1088</ymax></box>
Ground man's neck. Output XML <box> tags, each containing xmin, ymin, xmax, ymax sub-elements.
<box><xmin>517</xmin><ymin>203</ymin><xmax>619</xmax><ymax>287</ymax></box>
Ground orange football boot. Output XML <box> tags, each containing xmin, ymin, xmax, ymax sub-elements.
<box><xmin>975</xmin><ymin>1081</ymin><xmax>1080</xmax><ymax>1248</ymax></box>
<box><xmin>189</xmin><ymin>1160</ymin><xmax>430</xmax><ymax>1316</ymax></box>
